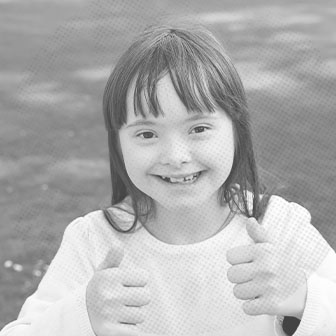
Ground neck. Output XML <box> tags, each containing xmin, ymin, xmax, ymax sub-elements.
<box><xmin>144</xmin><ymin>196</ymin><xmax>232</xmax><ymax>245</ymax></box>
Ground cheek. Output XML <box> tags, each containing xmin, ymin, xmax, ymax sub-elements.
<box><xmin>120</xmin><ymin>144</ymin><xmax>155</xmax><ymax>182</ymax></box>
<box><xmin>118</xmin><ymin>133</ymin><xmax>138</xmax><ymax>178</ymax></box>
<box><xmin>218</xmin><ymin>150</ymin><xmax>235</xmax><ymax>175</ymax></box>
<box><xmin>199</xmin><ymin>133</ymin><xmax>235</xmax><ymax>168</ymax></box>
<box><xmin>122</xmin><ymin>149</ymin><xmax>142</xmax><ymax>178</ymax></box>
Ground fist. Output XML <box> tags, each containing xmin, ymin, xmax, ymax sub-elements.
<box><xmin>226</xmin><ymin>217</ymin><xmax>307</xmax><ymax>318</ymax></box>
<box><xmin>86</xmin><ymin>246</ymin><xmax>151</xmax><ymax>336</ymax></box>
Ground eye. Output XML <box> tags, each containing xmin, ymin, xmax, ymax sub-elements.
<box><xmin>191</xmin><ymin>126</ymin><xmax>210</xmax><ymax>134</ymax></box>
<box><xmin>137</xmin><ymin>131</ymin><xmax>156</xmax><ymax>139</ymax></box>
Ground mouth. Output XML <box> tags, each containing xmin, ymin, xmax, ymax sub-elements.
<box><xmin>156</xmin><ymin>171</ymin><xmax>203</xmax><ymax>185</ymax></box>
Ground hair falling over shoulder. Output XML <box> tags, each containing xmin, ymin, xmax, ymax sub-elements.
<box><xmin>101</xmin><ymin>19</ymin><xmax>271</xmax><ymax>233</ymax></box>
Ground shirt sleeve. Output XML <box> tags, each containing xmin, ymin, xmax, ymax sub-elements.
<box><xmin>270</xmin><ymin>199</ymin><xmax>336</xmax><ymax>336</ymax></box>
<box><xmin>0</xmin><ymin>216</ymin><xmax>96</xmax><ymax>336</ymax></box>
<box><xmin>291</xmin><ymin>249</ymin><xmax>336</xmax><ymax>336</ymax></box>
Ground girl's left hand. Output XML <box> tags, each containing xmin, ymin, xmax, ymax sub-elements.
<box><xmin>226</xmin><ymin>218</ymin><xmax>307</xmax><ymax>319</ymax></box>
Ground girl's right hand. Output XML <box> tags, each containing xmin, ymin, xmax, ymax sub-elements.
<box><xmin>86</xmin><ymin>246</ymin><xmax>151</xmax><ymax>336</ymax></box>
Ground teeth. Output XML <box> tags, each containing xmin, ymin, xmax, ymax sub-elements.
<box><xmin>160</xmin><ymin>173</ymin><xmax>200</xmax><ymax>184</ymax></box>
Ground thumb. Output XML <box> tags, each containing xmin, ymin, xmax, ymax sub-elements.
<box><xmin>97</xmin><ymin>244</ymin><xmax>124</xmax><ymax>271</ymax></box>
<box><xmin>246</xmin><ymin>217</ymin><xmax>268</xmax><ymax>244</ymax></box>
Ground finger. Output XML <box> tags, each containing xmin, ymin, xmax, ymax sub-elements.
<box><xmin>97</xmin><ymin>244</ymin><xmax>124</xmax><ymax>271</ymax></box>
<box><xmin>109</xmin><ymin>323</ymin><xmax>139</xmax><ymax>336</ymax></box>
<box><xmin>96</xmin><ymin>267</ymin><xmax>122</xmax><ymax>287</ymax></box>
<box><xmin>118</xmin><ymin>306</ymin><xmax>146</xmax><ymax>325</ymax></box>
<box><xmin>227</xmin><ymin>263</ymin><xmax>256</xmax><ymax>284</ymax></box>
<box><xmin>233</xmin><ymin>281</ymin><xmax>262</xmax><ymax>301</ymax></box>
<box><xmin>123</xmin><ymin>287</ymin><xmax>151</xmax><ymax>307</ymax></box>
<box><xmin>122</xmin><ymin>269</ymin><xmax>149</xmax><ymax>287</ymax></box>
<box><xmin>242</xmin><ymin>297</ymin><xmax>270</xmax><ymax>316</ymax></box>
<box><xmin>226</xmin><ymin>245</ymin><xmax>255</xmax><ymax>265</ymax></box>
<box><xmin>246</xmin><ymin>218</ymin><xmax>268</xmax><ymax>244</ymax></box>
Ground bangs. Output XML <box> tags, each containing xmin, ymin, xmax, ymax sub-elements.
<box><xmin>105</xmin><ymin>25</ymin><xmax>247</xmax><ymax>131</ymax></box>
<box><xmin>132</xmin><ymin>32</ymin><xmax>236</xmax><ymax>119</ymax></box>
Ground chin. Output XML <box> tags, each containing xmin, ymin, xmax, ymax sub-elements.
<box><xmin>159</xmin><ymin>196</ymin><xmax>210</xmax><ymax>211</ymax></box>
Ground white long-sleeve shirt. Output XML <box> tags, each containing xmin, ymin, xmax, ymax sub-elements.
<box><xmin>1</xmin><ymin>195</ymin><xmax>336</xmax><ymax>336</ymax></box>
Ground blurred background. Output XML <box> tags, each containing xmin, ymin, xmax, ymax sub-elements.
<box><xmin>1</xmin><ymin>0</ymin><xmax>335</xmax><ymax>328</ymax></box>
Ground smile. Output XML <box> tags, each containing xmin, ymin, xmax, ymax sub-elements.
<box><xmin>157</xmin><ymin>172</ymin><xmax>202</xmax><ymax>184</ymax></box>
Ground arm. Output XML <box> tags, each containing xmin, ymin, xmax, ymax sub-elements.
<box><xmin>0</xmin><ymin>217</ymin><xmax>96</xmax><ymax>336</ymax></box>
<box><xmin>275</xmin><ymin>249</ymin><xmax>336</xmax><ymax>336</ymax></box>
<box><xmin>273</xmin><ymin>201</ymin><xmax>336</xmax><ymax>336</ymax></box>
<box><xmin>0</xmin><ymin>215</ymin><xmax>165</xmax><ymax>336</ymax></box>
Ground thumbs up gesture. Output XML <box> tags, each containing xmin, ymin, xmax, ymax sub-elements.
<box><xmin>86</xmin><ymin>246</ymin><xmax>151</xmax><ymax>336</ymax></box>
<box><xmin>226</xmin><ymin>218</ymin><xmax>307</xmax><ymax>319</ymax></box>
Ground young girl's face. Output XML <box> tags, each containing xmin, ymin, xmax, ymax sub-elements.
<box><xmin>118</xmin><ymin>74</ymin><xmax>235</xmax><ymax>211</ymax></box>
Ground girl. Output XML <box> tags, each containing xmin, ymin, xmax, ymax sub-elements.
<box><xmin>1</xmin><ymin>21</ymin><xmax>336</xmax><ymax>336</ymax></box>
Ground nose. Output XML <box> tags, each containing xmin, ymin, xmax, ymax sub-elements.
<box><xmin>159</xmin><ymin>136</ymin><xmax>192</xmax><ymax>167</ymax></box>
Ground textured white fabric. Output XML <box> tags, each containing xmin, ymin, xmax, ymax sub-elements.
<box><xmin>1</xmin><ymin>195</ymin><xmax>335</xmax><ymax>336</ymax></box>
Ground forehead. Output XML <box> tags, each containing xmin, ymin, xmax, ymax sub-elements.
<box><xmin>126</xmin><ymin>75</ymin><xmax>176</xmax><ymax>115</ymax></box>
<box><xmin>125</xmin><ymin>73</ymin><xmax>217</xmax><ymax>124</ymax></box>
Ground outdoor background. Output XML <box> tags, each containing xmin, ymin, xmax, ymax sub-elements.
<box><xmin>1</xmin><ymin>0</ymin><xmax>335</xmax><ymax>329</ymax></box>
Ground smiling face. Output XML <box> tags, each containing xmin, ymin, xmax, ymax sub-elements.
<box><xmin>118</xmin><ymin>74</ymin><xmax>235</xmax><ymax>211</ymax></box>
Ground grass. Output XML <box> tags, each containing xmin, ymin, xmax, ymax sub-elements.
<box><xmin>1</xmin><ymin>0</ymin><xmax>336</xmax><ymax>329</ymax></box>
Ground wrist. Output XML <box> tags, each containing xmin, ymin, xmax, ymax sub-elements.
<box><xmin>290</xmin><ymin>283</ymin><xmax>307</xmax><ymax>319</ymax></box>
<box><xmin>280</xmin><ymin>279</ymin><xmax>307</xmax><ymax>319</ymax></box>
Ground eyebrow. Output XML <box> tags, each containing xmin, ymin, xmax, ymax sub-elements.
<box><xmin>125</xmin><ymin>113</ymin><xmax>218</xmax><ymax>129</ymax></box>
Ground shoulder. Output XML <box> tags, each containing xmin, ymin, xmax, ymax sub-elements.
<box><xmin>62</xmin><ymin>209</ymin><xmax>107</xmax><ymax>242</ymax></box>
<box><xmin>67</xmin><ymin>196</ymin><xmax>135</xmax><ymax>235</ymax></box>
<box><xmin>62</xmin><ymin>196</ymin><xmax>136</xmax><ymax>267</ymax></box>
<box><xmin>260</xmin><ymin>196</ymin><xmax>330</xmax><ymax>267</ymax></box>
<box><xmin>263</xmin><ymin>195</ymin><xmax>311</xmax><ymax>222</ymax></box>
<box><xmin>262</xmin><ymin>196</ymin><xmax>331</xmax><ymax>277</ymax></box>
<box><xmin>244</xmin><ymin>189</ymin><xmax>310</xmax><ymax>222</ymax></box>
<box><xmin>260</xmin><ymin>195</ymin><xmax>313</xmax><ymax>242</ymax></box>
